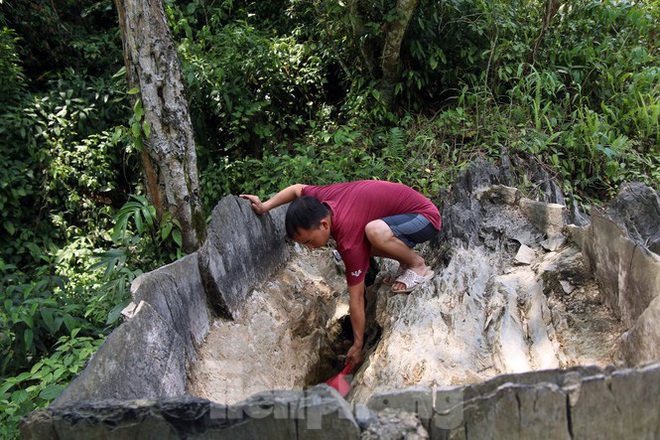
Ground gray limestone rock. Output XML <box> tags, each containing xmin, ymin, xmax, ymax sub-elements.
<box><xmin>20</xmin><ymin>164</ymin><xmax>660</xmax><ymax>439</ymax></box>
<box><xmin>130</xmin><ymin>252</ymin><xmax>209</xmax><ymax>364</ymax></box>
<box><xmin>541</xmin><ymin>233</ymin><xmax>567</xmax><ymax>251</ymax></box>
<box><xmin>296</xmin><ymin>385</ymin><xmax>361</xmax><ymax>438</ymax></box>
<box><xmin>198</xmin><ymin>196</ymin><xmax>290</xmax><ymax>318</ymax></box>
<box><xmin>361</xmin><ymin>408</ymin><xmax>429</xmax><ymax>440</ymax></box>
<box><xmin>23</xmin><ymin>388</ymin><xmax>361</xmax><ymax>440</ymax></box>
<box><xmin>607</xmin><ymin>181</ymin><xmax>660</xmax><ymax>248</ymax></box>
<box><xmin>52</xmin><ymin>301</ymin><xmax>186</xmax><ymax>407</ymax></box>
<box><xmin>514</xmin><ymin>243</ymin><xmax>535</xmax><ymax>264</ymax></box>
<box><xmin>617</xmin><ymin>294</ymin><xmax>660</xmax><ymax>366</ymax></box>
<box><xmin>519</xmin><ymin>198</ymin><xmax>568</xmax><ymax>236</ymax></box>
<box><xmin>570</xmin><ymin>207</ymin><xmax>660</xmax><ymax>327</ymax></box>
<box><xmin>367</xmin><ymin>388</ymin><xmax>435</xmax><ymax>430</ymax></box>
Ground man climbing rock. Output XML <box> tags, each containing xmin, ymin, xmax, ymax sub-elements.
<box><xmin>240</xmin><ymin>180</ymin><xmax>441</xmax><ymax>366</ymax></box>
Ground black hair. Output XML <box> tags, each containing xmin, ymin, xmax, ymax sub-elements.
<box><xmin>285</xmin><ymin>196</ymin><xmax>330</xmax><ymax>239</ymax></box>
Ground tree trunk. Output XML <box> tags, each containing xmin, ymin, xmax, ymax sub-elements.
<box><xmin>531</xmin><ymin>0</ymin><xmax>562</xmax><ymax>65</ymax></box>
<box><xmin>115</xmin><ymin>0</ymin><xmax>206</xmax><ymax>252</ymax></box>
<box><xmin>345</xmin><ymin>0</ymin><xmax>378</xmax><ymax>77</ymax></box>
<box><xmin>380</xmin><ymin>0</ymin><xmax>419</xmax><ymax>108</ymax></box>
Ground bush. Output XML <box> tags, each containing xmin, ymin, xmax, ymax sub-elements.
<box><xmin>170</xmin><ymin>5</ymin><xmax>331</xmax><ymax>161</ymax></box>
<box><xmin>0</xmin><ymin>330</ymin><xmax>104</xmax><ymax>440</ymax></box>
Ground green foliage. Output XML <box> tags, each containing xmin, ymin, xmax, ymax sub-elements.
<box><xmin>112</xmin><ymin>195</ymin><xmax>183</xmax><ymax>256</ymax></box>
<box><xmin>170</xmin><ymin>5</ymin><xmax>330</xmax><ymax>160</ymax></box>
<box><xmin>0</xmin><ymin>330</ymin><xmax>104</xmax><ymax>439</ymax></box>
<box><xmin>0</xmin><ymin>0</ymin><xmax>122</xmax><ymax>80</ymax></box>
<box><xmin>0</xmin><ymin>5</ymin><xmax>136</xmax><ymax>439</ymax></box>
<box><xmin>0</xmin><ymin>27</ymin><xmax>26</xmax><ymax>104</ymax></box>
<box><xmin>0</xmin><ymin>191</ymin><xmax>181</xmax><ymax>438</ymax></box>
<box><xmin>200</xmin><ymin>116</ymin><xmax>454</xmax><ymax>209</ymax></box>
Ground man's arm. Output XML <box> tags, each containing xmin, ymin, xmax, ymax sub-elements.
<box><xmin>240</xmin><ymin>184</ymin><xmax>307</xmax><ymax>215</ymax></box>
<box><xmin>346</xmin><ymin>281</ymin><xmax>366</xmax><ymax>365</ymax></box>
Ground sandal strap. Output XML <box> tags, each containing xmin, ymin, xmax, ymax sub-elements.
<box><xmin>392</xmin><ymin>268</ymin><xmax>434</xmax><ymax>292</ymax></box>
<box><xmin>383</xmin><ymin>265</ymin><xmax>406</xmax><ymax>285</ymax></box>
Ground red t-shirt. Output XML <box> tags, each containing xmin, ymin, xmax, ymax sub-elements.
<box><xmin>302</xmin><ymin>181</ymin><xmax>441</xmax><ymax>286</ymax></box>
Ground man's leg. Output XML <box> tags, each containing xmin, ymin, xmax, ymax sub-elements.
<box><xmin>366</xmin><ymin>220</ymin><xmax>425</xmax><ymax>270</ymax></box>
<box><xmin>365</xmin><ymin>221</ymin><xmax>428</xmax><ymax>293</ymax></box>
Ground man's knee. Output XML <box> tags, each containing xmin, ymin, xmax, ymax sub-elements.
<box><xmin>365</xmin><ymin>220</ymin><xmax>392</xmax><ymax>244</ymax></box>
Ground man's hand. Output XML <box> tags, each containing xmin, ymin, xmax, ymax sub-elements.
<box><xmin>239</xmin><ymin>194</ymin><xmax>267</xmax><ymax>215</ymax></box>
<box><xmin>239</xmin><ymin>185</ymin><xmax>306</xmax><ymax>216</ymax></box>
<box><xmin>346</xmin><ymin>342</ymin><xmax>363</xmax><ymax>366</ymax></box>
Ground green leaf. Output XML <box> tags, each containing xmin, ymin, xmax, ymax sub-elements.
<box><xmin>11</xmin><ymin>389</ymin><xmax>29</xmax><ymax>404</ymax></box>
<box><xmin>172</xmin><ymin>229</ymin><xmax>182</xmax><ymax>247</ymax></box>
<box><xmin>40</xmin><ymin>309</ymin><xmax>60</xmax><ymax>334</ymax></box>
<box><xmin>30</xmin><ymin>361</ymin><xmax>45</xmax><ymax>375</ymax></box>
<box><xmin>106</xmin><ymin>298</ymin><xmax>131</xmax><ymax>325</ymax></box>
<box><xmin>127</xmin><ymin>87</ymin><xmax>140</xmax><ymax>95</ymax></box>
<box><xmin>63</xmin><ymin>315</ymin><xmax>77</xmax><ymax>334</ymax></box>
<box><xmin>112</xmin><ymin>66</ymin><xmax>127</xmax><ymax>78</ymax></box>
<box><xmin>15</xmin><ymin>372</ymin><xmax>32</xmax><ymax>382</ymax></box>
<box><xmin>134</xmin><ymin>210</ymin><xmax>143</xmax><ymax>234</ymax></box>
<box><xmin>24</xmin><ymin>328</ymin><xmax>33</xmax><ymax>350</ymax></box>
<box><xmin>53</xmin><ymin>367</ymin><xmax>66</xmax><ymax>381</ymax></box>
<box><xmin>0</xmin><ymin>380</ymin><xmax>15</xmax><ymax>395</ymax></box>
<box><xmin>141</xmin><ymin>206</ymin><xmax>154</xmax><ymax>229</ymax></box>
<box><xmin>161</xmin><ymin>222</ymin><xmax>173</xmax><ymax>240</ymax></box>
<box><xmin>39</xmin><ymin>384</ymin><xmax>65</xmax><ymax>401</ymax></box>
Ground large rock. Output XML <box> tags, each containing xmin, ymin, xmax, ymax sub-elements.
<box><xmin>187</xmin><ymin>245</ymin><xmax>348</xmax><ymax>405</ymax></box>
<box><xmin>50</xmin><ymin>196</ymin><xmax>293</xmax><ymax>407</ymax></box>
<box><xmin>130</xmin><ymin>252</ymin><xmax>209</xmax><ymax>364</ymax></box>
<box><xmin>616</xmin><ymin>294</ymin><xmax>660</xmax><ymax>365</ymax></box>
<box><xmin>52</xmin><ymin>301</ymin><xmax>187</xmax><ymax>407</ymax></box>
<box><xmin>570</xmin><ymin>209</ymin><xmax>660</xmax><ymax>326</ymax></box>
<box><xmin>23</xmin><ymin>362</ymin><xmax>660</xmax><ymax>439</ymax></box>
<box><xmin>362</xmin><ymin>363</ymin><xmax>660</xmax><ymax>440</ymax></box>
<box><xmin>569</xmin><ymin>183</ymin><xmax>660</xmax><ymax>366</ymax></box>
<box><xmin>22</xmin><ymin>386</ymin><xmax>360</xmax><ymax>440</ymax></box>
<box><xmin>350</xmin><ymin>164</ymin><xmax>616</xmax><ymax>402</ymax></box>
<box><xmin>21</xmin><ymin>161</ymin><xmax>660</xmax><ymax>438</ymax></box>
<box><xmin>607</xmin><ymin>181</ymin><xmax>660</xmax><ymax>254</ymax></box>
<box><xmin>198</xmin><ymin>196</ymin><xmax>290</xmax><ymax>318</ymax></box>
<box><xmin>569</xmin><ymin>362</ymin><xmax>660</xmax><ymax>439</ymax></box>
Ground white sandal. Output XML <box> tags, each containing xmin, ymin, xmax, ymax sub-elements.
<box><xmin>382</xmin><ymin>265</ymin><xmax>406</xmax><ymax>285</ymax></box>
<box><xmin>391</xmin><ymin>269</ymin><xmax>434</xmax><ymax>293</ymax></box>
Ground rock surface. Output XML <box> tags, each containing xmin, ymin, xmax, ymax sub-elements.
<box><xmin>188</xmin><ymin>244</ymin><xmax>348</xmax><ymax>404</ymax></box>
<box><xmin>22</xmin><ymin>160</ymin><xmax>660</xmax><ymax>438</ymax></box>
<box><xmin>21</xmin><ymin>363</ymin><xmax>660</xmax><ymax>439</ymax></box>
<box><xmin>350</xmin><ymin>164</ymin><xmax>627</xmax><ymax>402</ymax></box>
<box><xmin>52</xmin><ymin>198</ymin><xmax>291</xmax><ymax>407</ymax></box>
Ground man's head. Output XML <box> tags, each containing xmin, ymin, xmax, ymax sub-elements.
<box><xmin>285</xmin><ymin>196</ymin><xmax>331</xmax><ymax>248</ymax></box>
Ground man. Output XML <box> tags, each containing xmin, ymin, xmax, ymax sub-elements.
<box><xmin>240</xmin><ymin>180</ymin><xmax>441</xmax><ymax>365</ymax></box>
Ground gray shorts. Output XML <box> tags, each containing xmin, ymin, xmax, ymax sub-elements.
<box><xmin>382</xmin><ymin>214</ymin><xmax>439</xmax><ymax>248</ymax></box>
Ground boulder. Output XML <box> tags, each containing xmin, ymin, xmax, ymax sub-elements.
<box><xmin>22</xmin><ymin>387</ymin><xmax>361</xmax><ymax>440</ymax></box>
<box><xmin>198</xmin><ymin>196</ymin><xmax>290</xmax><ymax>318</ymax></box>
<box><xmin>52</xmin><ymin>301</ymin><xmax>186</xmax><ymax>407</ymax></box>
